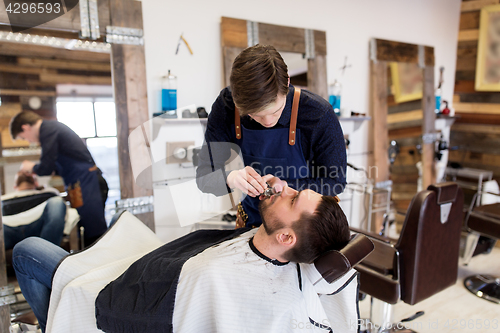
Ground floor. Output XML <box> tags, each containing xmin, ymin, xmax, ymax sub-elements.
<box><xmin>358</xmin><ymin>247</ymin><xmax>500</xmax><ymax>333</ymax></box>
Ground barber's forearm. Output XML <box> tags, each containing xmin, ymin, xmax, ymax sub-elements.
<box><xmin>32</xmin><ymin>162</ymin><xmax>54</xmax><ymax>176</ymax></box>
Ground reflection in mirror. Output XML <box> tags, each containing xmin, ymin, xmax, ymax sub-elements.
<box><xmin>387</xmin><ymin>62</ymin><xmax>424</xmax><ymax>214</ymax></box>
<box><xmin>281</xmin><ymin>52</ymin><xmax>308</xmax><ymax>88</ymax></box>
<box><xmin>0</xmin><ymin>38</ymin><xmax>119</xmax><ymax>224</ymax></box>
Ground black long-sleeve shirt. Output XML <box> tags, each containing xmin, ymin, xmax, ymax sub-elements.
<box><xmin>196</xmin><ymin>85</ymin><xmax>347</xmax><ymax>197</ymax></box>
<box><xmin>33</xmin><ymin>120</ymin><xmax>95</xmax><ymax>176</ymax></box>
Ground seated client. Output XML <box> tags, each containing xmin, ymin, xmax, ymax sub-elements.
<box><xmin>13</xmin><ymin>178</ymin><xmax>356</xmax><ymax>333</ymax></box>
<box><xmin>2</xmin><ymin>172</ymin><xmax>66</xmax><ymax>250</ymax></box>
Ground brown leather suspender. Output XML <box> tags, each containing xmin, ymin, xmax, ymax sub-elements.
<box><xmin>234</xmin><ymin>88</ymin><xmax>301</xmax><ymax>145</ymax></box>
<box><xmin>234</xmin><ymin>106</ymin><xmax>242</xmax><ymax>139</ymax></box>
<box><xmin>289</xmin><ymin>88</ymin><xmax>300</xmax><ymax>146</ymax></box>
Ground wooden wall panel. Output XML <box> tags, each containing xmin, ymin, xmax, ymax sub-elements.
<box><xmin>314</xmin><ymin>30</ymin><xmax>327</xmax><ymax>55</ymax></box>
<box><xmin>258</xmin><ymin>23</ymin><xmax>305</xmax><ymax>54</ymax></box>
<box><xmin>221</xmin><ymin>17</ymin><xmax>247</xmax><ymax>49</ymax></box>
<box><xmin>222</xmin><ymin>46</ymin><xmax>243</xmax><ymax>88</ymax></box>
<box><xmin>455</xmin><ymin>112</ymin><xmax>500</xmax><ymax>124</ymax></box>
<box><xmin>453</xmin><ymin>0</ymin><xmax>500</xmax><ymax>184</ymax></box>
<box><xmin>456</xmin><ymin>46</ymin><xmax>477</xmax><ymax>71</ymax></box>
<box><xmin>460</xmin><ymin>11</ymin><xmax>481</xmax><ymax>30</ymax></box>
<box><xmin>458</xmin><ymin>29</ymin><xmax>480</xmax><ymax>41</ymax></box>
<box><xmin>374</xmin><ymin>39</ymin><xmax>434</xmax><ymax>66</ymax></box>
<box><xmin>461</xmin><ymin>0</ymin><xmax>499</xmax><ymax>12</ymax></box>
<box><xmin>450</xmin><ymin>130</ymin><xmax>500</xmax><ymax>154</ymax></box>
<box><xmin>307</xmin><ymin>55</ymin><xmax>328</xmax><ymax>100</ymax></box>
<box><xmin>109</xmin><ymin>0</ymin><xmax>153</xmax><ymax>230</ymax></box>
<box><xmin>370</xmin><ymin>61</ymin><xmax>389</xmax><ymax>184</ymax></box>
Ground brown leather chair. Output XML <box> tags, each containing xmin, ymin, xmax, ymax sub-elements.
<box><xmin>463</xmin><ymin>190</ymin><xmax>500</xmax><ymax>303</ymax></box>
<box><xmin>351</xmin><ymin>182</ymin><xmax>464</xmax><ymax>327</ymax></box>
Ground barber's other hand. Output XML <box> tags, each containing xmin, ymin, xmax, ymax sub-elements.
<box><xmin>227</xmin><ymin>166</ymin><xmax>268</xmax><ymax>197</ymax></box>
<box><xmin>20</xmin><ymin>160</ymin><xmax>36</xmax><ymax>174</ymax></box>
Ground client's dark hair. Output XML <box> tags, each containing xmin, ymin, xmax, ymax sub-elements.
<box><xmin>15</xmin><ymin>171</ymin><xmax>36</xmax><ymax>188</ymax></box>
<box><xmin>284</xmin><ymin>196</ymin><xmax>350</xmax><ymax>263</ymax></box>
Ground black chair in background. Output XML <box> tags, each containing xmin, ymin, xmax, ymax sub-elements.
<box><xmin>462</xmin><ymin>189</ymin><xmax>500</xmax><ymax>304</ymax></box>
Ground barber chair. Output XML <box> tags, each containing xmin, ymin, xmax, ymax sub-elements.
<box><xmin>351</xmin><ymin>182</ymin><xmax>464</xmax><ymax>332</ymax></box>
<box><xmin>462</xmin><ymin>188</ymin><xmax>500</xmax><ymax>304</ymax></box>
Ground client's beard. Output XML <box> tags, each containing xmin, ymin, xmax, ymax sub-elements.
<box><xmin>258</xmin><ymin>199</ymin><xmax>283</xmax><ymax>235</ymax></box>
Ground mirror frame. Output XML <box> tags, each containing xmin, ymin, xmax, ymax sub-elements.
<box><xmin>221</xmin><ymin>17</ymin><xmax>328</xmax><ymax>99</ymax></box>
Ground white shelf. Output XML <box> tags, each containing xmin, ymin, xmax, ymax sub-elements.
<box><xmin>435</xmin><ymin>115</ymin><xmax>459</xmax><ymax>131</ymax></box>
<box><xmin>339</xmin><ymin>116</ymin><xmax>371</xmax><ymax>134</ymax></box>
<box><xmin>156</xmin><ymin>117</ymin><xmax>208</xmax><ymax>124</ymax></box>
<box><xmin>338</xmin><ymin>116</ymin><xmax>371</xmax><ymax>122</ymax></box>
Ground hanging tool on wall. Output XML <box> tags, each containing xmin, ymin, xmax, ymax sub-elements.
<box><xmin>175</xmin><ymin>33</ymin><xmax>193</xmax><ymax>55</ymax></box>
<box><xmin>388</xmin><ymin>140</ymin><xmax>400</xmax><ymax>165</ymax></box>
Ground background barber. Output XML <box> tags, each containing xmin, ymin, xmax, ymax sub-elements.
<box><xmin>196</xmin><ymin>44</ymin><xmax>346</xmax><ymax>228</ymax></box>
<box><xmin>10</xmin><ymin>111</ymin><xmax>108</xmax><ymax>247</ymax></box>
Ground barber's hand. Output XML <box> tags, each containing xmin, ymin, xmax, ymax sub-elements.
<box><xmin>261</xmin><ymin>175</ymin><xmax>287</xmax><ymax>195</ymax></box>
<box><xmin>259</xmin><ymin>175</ymin><xmax>288</xmax><ymax>200</ymax></box>
<box><xmin>227</xmin><ymin>166</ymin><xmax>268</xmax><ymax>197</ymax></box>
<box><xmin>20</xmin><ymin>160</ymin><xmax>36</xmax><ymax>174</ymax></box>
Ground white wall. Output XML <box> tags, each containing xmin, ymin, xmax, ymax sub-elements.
<box><xmin>140</xmin><ymin>0</ymin><xmax>460</xmax><ymax>117</ymax></box>
<box><xmin>139</xmin><ymin>0</ymin><xmax>461</xmax><ymax>237</ymax></box>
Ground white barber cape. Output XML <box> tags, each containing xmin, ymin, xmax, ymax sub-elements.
<box><xmin>47</xmin><ymin>212</ymin><xmax>359</xmax><ymax>333</ymax></box>
<box><xmin>174</xmin><ymin>230</ymin><xmax>359</xmax><ymax>333</ymax></box>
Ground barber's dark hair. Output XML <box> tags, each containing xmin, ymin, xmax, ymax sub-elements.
<box><xmin>10</xmin><ymin>111</ymin><xmax>42</xmax><ymax>140</ymax></box>
<box><xmin>15</xmin><ymin>171</ymin><xmax>36</xmax><ymax>188</ymax></box>
<box><xmin>230</xmin><ymin>44</ymin><xmax>289</xmax><ymax>116</ymax></box>
<box><xmin>284</xmin><ymin>196</ymin><xmax>350</xmax><ymax>264</ymax></box>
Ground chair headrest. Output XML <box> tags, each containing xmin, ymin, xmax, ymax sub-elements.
<box><xmin>427</xmin><ymin>182</ymin><xmax>459</xmax><ymax>205</ymax></box>
<box><xmin>2</xmin><ymin>192</ymin><xmax>58</xmax><ymax>216</ymax></box>
<box><xmin>314</xmin><ymin>233</ymin><xmax>374</xmax><ymax>284</ymax></box>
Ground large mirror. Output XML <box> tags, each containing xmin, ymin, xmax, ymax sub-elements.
<box><xmin>0</xmin><ymin>30</ymin><xmax>119</xmax><ymax>220</ymax></box>
<box><xmin>369</xmin><ymin>38</ymin><xmax>435</xmax><ymax>233</ymax></box>
<box><xmin>0</xmin><ymin>0</ymin><xmax>150</xmax><ymax>326</ymax></box>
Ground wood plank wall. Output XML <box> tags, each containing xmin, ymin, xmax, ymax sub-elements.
<box><xmin>452</xmin><ymin>0</ymin><xmax>500</xmax><ymax>185</ymax></box>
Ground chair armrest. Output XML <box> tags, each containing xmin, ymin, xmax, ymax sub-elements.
<box><xmin>349</xmin><ymin>227</ymin><xmax>397</xmax><ymax>244</ymax></box>
<box><xmin>474</xmin><ymin>203</ymin><xmax>500</xmax><ymax>220</ymax></box>
<box><xmin>350</xmin><ymin>227</ymin><xmax>399</xmax><ymax>277</ymax></box>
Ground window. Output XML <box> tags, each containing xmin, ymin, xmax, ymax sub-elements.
<box><xmin>56</xmin><ymin>98</ymin><xmax>120</xmax><ymax>224</ymax></box>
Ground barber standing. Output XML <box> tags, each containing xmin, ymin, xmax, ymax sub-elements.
<box><xmin>10</xmin><ymin>111</ymin><xmax>108</xmax><ymax>247</ymax></box>
<box><xmin>196</xmin><ymin>44</ymin><xmax>346</xmax><ymax>228</ymax></box>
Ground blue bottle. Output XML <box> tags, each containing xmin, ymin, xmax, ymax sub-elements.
<box><xmin>435</xmin><ymin>87</ymin><xmax>442</xmax><ymax>115</ymax></box>
<box><xmin>162</xmin><ymin>70</ymin><xmax>177</xmax><ymax>117</ymax></box>
<box><xmin>329</xmin><ymin>80</ymin><xmax>342</xmax><ymax>117</ymax></box>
